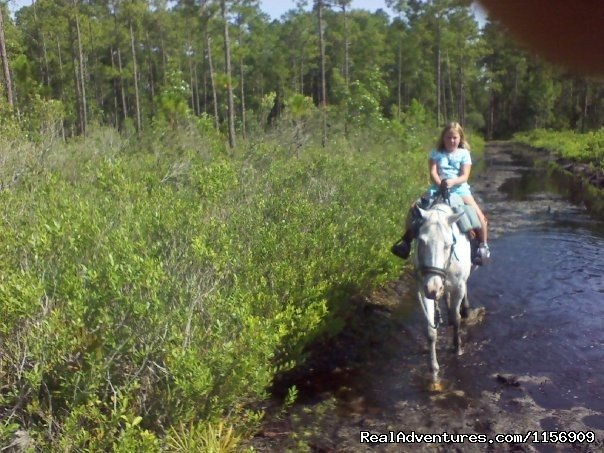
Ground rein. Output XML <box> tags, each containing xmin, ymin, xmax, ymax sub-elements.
<box><xmin>417</xmin><ymin>289</ymin><xmax>443</xmax><ymax>330</ymax></box>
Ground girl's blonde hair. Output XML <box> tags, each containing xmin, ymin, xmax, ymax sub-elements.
<box><xmin>436</xmin><ymin>121</ymin><xmax>471</xmax><ymax>151</ymax></box>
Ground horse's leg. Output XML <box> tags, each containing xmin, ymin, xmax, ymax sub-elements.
<box><xmin>460</xmin><ymin>292</ymin><xmax>470</xmax><ymax>319</ymax></box>
<box><xmin>445</xmin><ymin>292</ymin><xmax>453</xmax><ymax>325</ymax></box>
<box><xmin>421</xmin><ymin>293</ymin><xmax>440</xmax><ymax>381</ymax></box>
<box><xmin>449</xmin><ymin>286</ymin><xmax>465</xmax><ymax>355</ymax></box>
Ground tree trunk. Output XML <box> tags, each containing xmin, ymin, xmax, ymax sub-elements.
<box><xmin>446</xmin><ymin>54</ymin><xmax>455</xmax><ymax>119</ymax></box>
<box><xmin>397</xmin><ymin>39</ymin><xmax>402</xmax><ymax>116</ymax></box>
<box><xmin>317</xmin><ymin>0</ymin><xmax>327</xmax><ymax>146</ymax></box>
<box><xmin>112</xmin><ymin>14</ymin><xmax>128</xmax><ymax>130</ymax></box>
<box><xmin>73</xmin><ymin>0</ymin><xmax>87</xmax><ymax>134</ymax></box>
<box><xmin>161</xmin><ymin>36</ymin><xmax>167</xmax><ymax>86</ymax></box>
<box><xmin>188</xmin><ymin>48</ymin><xmax>195</xmax><ymax>113</ymax></box>
<box><xmin>55</xmin><ymin>34</ymin><xmax>66</xmax><ymax>139</ymax></box>
<box><xmin>192</xmin><ymin>53</ymin><xmax>201</xmax><ymax>116</ymax></box>
<box><xmin>203</xmin><ymin>71</ymin><xmax>208</xmax><ymax>115</ymax></box>
<box><xmin>71</xmin><ymin>36</ymin><xmax>83</xmax><ymax>134</ymax></box>
<box><xmin>436</xmin><ymin>29</ymin><xmax>441</xmax><ymax>126</ymax></box>
<box><xmin>32</xmin><ymin>0</ymin><xmax>51</xmax><ymax>88</ymax></box>
<box><xmin>238</xmin><ymin>22</ymin><xmax>246</xmax><ymax>140</ymax></box>
<box><xmin>342</xmin><ymin>3</ymin><xmax>349</xmax><ymax>88</ymax></box>
<box><xmin>202</xmin><ymin>46</ymin><xmax>207</xmax><ymax>115</ymax></box>
<box><xmin>341</xmin><ymin>2</ymin><xmax>350</xmax><ymax>136</ymax></box>
<box><xmin>110</xmin><ymin>46</ymin><xmax>119</xmax><ymax>129</ymax></box>
<box><xmin>0</xmin><ymin>6</ymin><xmax>13</xmax><ymax>107</ymax></box>
<box><xmin>458</xmin><ymin>65</ymin><xmax>465</xmax><ymax>126</ymax></box>
<box><xmin>146</xmin><ymin>30</ymin><xmax>156</xmax><ymax>115</ymax></box>
<box><xmin>130</xmin><ymin>21</ymin><xmax>142</xmax><ymax>133</ymax></box>
<box><xmin>206</xmin><ymin>34</ymin><xmax>220</xmax><ymax>130</ymax></box>
<box><xmin>117</xmin><ymin>47</ymin><xmax>128</xmax><ymax>129</ymax></box>
<box><xmin>221</xmin><ymin>0</ymin><xmax>236</xmax><ymax>148</ymax></box>
<box><xmin>435</xmin><ymin>13</ymin><xmax>442</xmax><ymax>127</ymax></box>
<box><xmin>69</xmin><ymin>20</ymin><xmax>84</xmax><ymax>134</ymax></box>
<box><xmin>240</xmin><ymin>60</ymin><xmax>246</xmax><ymax>140</ymax></box>
<box><xmin>88</xmin><ymin>19</ymin><xmax>102</xmax><ymax>113</ymax></box>
<box><xmin>442</xmin><ymin>70</ymin><xmax>447</xmax><ymax>122</ymax></box>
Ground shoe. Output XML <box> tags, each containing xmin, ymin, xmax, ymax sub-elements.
<box><xmin>391</xmin><ymin>239</ymin><xmax>411</xmax><ymax>259</ymax></box>
<box><xmin>474</xmin><ymin>243</ymin><xmax>491</xmax><ymax>265</ymax></box>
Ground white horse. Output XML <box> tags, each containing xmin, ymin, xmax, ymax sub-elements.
<box><xmin>412</xmin><ymin>201</ymin><xmax>473</xmax><ymax>384</ymax></box>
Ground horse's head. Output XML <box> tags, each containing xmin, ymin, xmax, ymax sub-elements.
<box><xmin>414</xmin><ymin>204</ymin><xmax>465</xmax><ymax>300</ymax></box>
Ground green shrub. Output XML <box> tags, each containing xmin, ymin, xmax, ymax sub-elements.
<box><xmin>0</xmin><ymin>119</ymin><xmax>430</xmax><ymax>449</ymax></box>
<box><xmin>514</xmin><ymin>127</ymin><xmax>604</xmax><ymax>168</ymax></box>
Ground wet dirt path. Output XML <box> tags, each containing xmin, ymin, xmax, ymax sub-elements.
<box><xmin>251</xmin><ymin>142</ymin><xmax>604</xmax><ymax>453</ymax></box>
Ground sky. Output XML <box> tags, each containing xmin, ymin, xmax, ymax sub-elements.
<box><xmin>8</xmin><ymin>0</ymin><xmax>487</xmax><ymax>23</ymax></box>
<box><xmin>260</xmin><ymin>0</ymin><xmax>487</xmax><ymax>23</ymax></box>
<box><xmin>259</xmin><ymin>0</ymin><xmax>397</xmax><ymax>20</ymax></box>
<box><xmin>6</xmin><ymin>0</ymin><xmax>394</xmax><ymax>16</ymax></box>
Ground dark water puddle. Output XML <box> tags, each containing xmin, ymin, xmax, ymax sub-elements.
<box><xmin>252</xmin><ymin>143</ymin><xmax>604</xmax><ymax>451</ymax></box>
<box><xmin>462</xmin><ymin>144</ymin><xmax>604</xmax><ymax>416</ymax></box>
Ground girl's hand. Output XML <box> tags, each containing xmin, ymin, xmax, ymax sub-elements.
<box><xmin>442</xmin><ymin>179</ymin><xmax>455</xmax><ymax>189</ymax></box>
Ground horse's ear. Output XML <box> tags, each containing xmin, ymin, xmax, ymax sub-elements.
<box><xmin>448</xmin><ymin>211</ymin><xmax>465</xmax><ymax>225</ymax></box>
<box><xmin>417</xmin><ymin>207</ymin><xmax>428</xmax><ymax>219</ymax></box>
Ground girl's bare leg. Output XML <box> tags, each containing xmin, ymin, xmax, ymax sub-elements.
<box><xmin>462</xmin><ymin>195</ymin><xmax>488</xmax><ymax>244</ymax></box>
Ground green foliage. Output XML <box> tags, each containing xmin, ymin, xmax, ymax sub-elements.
<box><xmin>397</xmin><ymin>99</ymin><xmax>430</xmax><ymax>129</ymax></box>
<box><xmin>24</xmin><ymin>96</ymin><xmax>65</xmax><ymax>142</ymax></box>
<box><xmin>257</xmin><ymin>91</ymin><xmax>277</xmax><ymax>127</ymax></box>
<box><xmin>345</xmin><ymin>68</ymin><xmax>389</xmax><ymax>129</ymax></box>
<box><xmin>285</xmin><ymin>93</ymin><xmax>315</xmax><ymax>121</ymax></box>
<box><xmin>164</xmin><ymin>421</ymin><xmax>242</xmax><ymax>452</ymax></box>
<box><xmin>0</xmin><ymin>118</ymin><xmax>431</xmax><ymax>449</ymax></box>
<box><xmin>514</xmin><ymin>128</ymin><xmax>604</xmax><ymax>169</ymax></box>
<box><xmin>155</xmin><ymin>68</ymin><xmax>193</xmax><ymax>129</ymax></box>
<box><xmin>6</xmin><ymin>0</ymin><xmax>604</xmax><ymax>140</ymax></box>
<box><xmin>523</xmin><ymin>65</ymin><xmax>561</xmax><ymax>129</ymax></box>
<box><xmin>0</xmin><ymin>98</ymin><xmax>25</xmax><ymax>141</ymax></box>
<box><xmin>465</xmin><ymin>111</ymin><xmax>486</xmax><ymax>132</ymax></box>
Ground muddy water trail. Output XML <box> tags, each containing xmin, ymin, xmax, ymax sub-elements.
<box><xmin>254</xmin><ymin>142</ymin><xmax>604</xmax><ymax>452</ymax></box>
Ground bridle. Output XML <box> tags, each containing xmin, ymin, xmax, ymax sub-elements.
<box><xmin>420</xmin><ymin>264</ymin><xmax>448</xmax><ymax>280</ymax></box>
<box><xmin>415</xmin><ymin>206</ymin><xmax>458</xmax><ymax>330</ymax></box>
<box><xmin>417</xmin><ymin>206</ymin><xmax>457</xmax><ymax>282</ymax></box>
<box><xmin>417</xmin><ymin>182</ymin><xmax>457</xmax><ymax>282</ymax></box>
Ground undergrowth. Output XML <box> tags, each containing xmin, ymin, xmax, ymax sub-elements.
<box><xmin>514</xmin><ymin>128</ymin><xmax>604</xmax><ymax>169</ymax></box>
<box><xmin>0</xmin><ymin>115</ymin><xmax>435</xmax><ymax>450</ymax></box>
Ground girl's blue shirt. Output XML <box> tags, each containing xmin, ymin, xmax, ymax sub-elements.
<box><xmin>428</xmin><ymin>147</ymin><xmax>472</xmax><ymax>196</ymax></box>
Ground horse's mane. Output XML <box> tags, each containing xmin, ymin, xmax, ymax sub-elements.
<box><xmin>420</xmin><ymin>203</ymin><xmax>458</xmax><ymax>239</ymax></box>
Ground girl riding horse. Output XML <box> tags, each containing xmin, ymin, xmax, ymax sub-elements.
<box><xmin>394</xmin><ymin>122</ymin><xmax>491</xmax><ymax>265</ymax></box>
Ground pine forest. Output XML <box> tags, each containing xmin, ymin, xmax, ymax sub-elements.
<box><xmin>0</xmin><ymin>0</ymin><xmax>602</xmax><ymax>450</ymax></box>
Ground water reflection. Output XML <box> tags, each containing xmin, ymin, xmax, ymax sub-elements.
<box><xmin>467</xmin><ymin>229</ymin><xmax>604</xmax><ymax>412</ymax></box>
